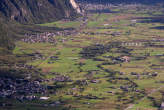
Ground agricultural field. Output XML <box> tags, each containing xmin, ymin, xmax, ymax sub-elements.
<box><xmin>2</xmin><ymin>4</ymin><xmax>164</xmax><ymax>110</ymax></box>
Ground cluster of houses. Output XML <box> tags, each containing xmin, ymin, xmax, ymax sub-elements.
<box><xmin>90</xmin><ymin>79</ymin><xmax>100</xmax><ymax>83</ymax></box>
<box><xmin>103</xmin><ymin>56</ymin><xmax>131</xmax><ymax>63</ymax></box>
<box><xmin>22</xmin><ymin>32</ymin><xmax>56</xmax><ymax>44</ymax></box>
<box><xmin>52</xmin><ymin>75</ymin><xmax>72</xmax><ymax>82</ymax></box>
<box><xmin>153</xmin><ymin>38</ymin><xmax>164</xmax><ymax>42</ymax></box>
<box><xmin>79</xmin><ymin>2</ymin><xmax>116</xmax><ymax>13</ymax></box>
<box><xmin>82</xmin><ymin>31</ymin><xmax>121</xmax><ymax>37</ymax></box>
<box><xmin>121</xmin><ymin>42</ymin><xmax>143</xmax><ymax>47</ymax></box>
<box><xmin>0</xmin><ymin>77</ymin><xmax>47</xmax><ymax>100</ymax></box>
<box><xmin>21</xmin><ymin>28</ymin><xmax>80</xmax><ymax>44</ymax></box>
<box><xmin>14</xmin><ymin>64</ymin><xmax>35</xmax><ymax>71</ymax></box>
<box><xmin>130</xmin><ymin>72</ymin><xmax>158</xmax><ymax>79</ymax></box>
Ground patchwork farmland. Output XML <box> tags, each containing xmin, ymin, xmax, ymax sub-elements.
<box><xmin>1</xmin><ymin>3</ymin><xmax>164</xmax><ymax>110</ymax></box>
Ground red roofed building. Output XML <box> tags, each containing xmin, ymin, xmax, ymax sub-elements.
<box><xmin>121</xmin><ymin>56</ymin><xmax>130</xmax><ymax>62</ymax></box>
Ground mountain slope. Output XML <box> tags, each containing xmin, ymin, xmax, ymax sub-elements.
<box><xmin>0</xmin><ymin>0</ymin><xmax>80</xmax><ymax>50</ymax></box>
<box><xmin>0</xmin><ymin>0</ymin><xmax>78</xmax><ymax>24</ymax></box>
<box><xmin>77</xmin><ymin>0</ymin><xmax>164</xmax><ymax>4</ymax></box>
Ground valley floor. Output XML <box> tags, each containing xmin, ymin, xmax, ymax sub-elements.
<box><xmin>2</xmin><ymin>3</ymin><xmax>164</xmax><ymax>110</ymax></box>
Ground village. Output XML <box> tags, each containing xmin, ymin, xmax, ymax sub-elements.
<box><xmin>21</xmin><ymin>29</ymin><xmax>77</xmax><ymax>44</ymax></box>
<box><xmin>22</xmin><ymin>32</ymin><xmax>56</xmax><ymax>44</ymax></box>
<box><xmin>0</xmin><ymin>77</ymin><xmax>46</xmax><ymax>100</ymax></box>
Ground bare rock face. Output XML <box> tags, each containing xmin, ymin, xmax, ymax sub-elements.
<box><xmin>77</xmin><ymin>0</ymin><xmax>164</xmax><ymax>4</ymax></box>
<box><xmin>70</xmin><ymin>0</ymin><xmax>82</xmax><ymax>13</ymax></box>
<box><xmin>0</xmin><ymin>0</ymin><xmax>77</xmax><ymax>24</ymax></box>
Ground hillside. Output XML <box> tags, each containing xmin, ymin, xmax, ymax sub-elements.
<box><xmin>77</xmin><ymin>0</ymin><xmax>164</xmax><ymax>4</ymax></box>
<box><xmin>0</xmin><ymin>0</ymin><xmax>80</xmax><ymax>51</ymax></box>
<box><xmin>0</xmin><ymin>0</ymin><xmax>78</xmax><ymax>24</ymax></box>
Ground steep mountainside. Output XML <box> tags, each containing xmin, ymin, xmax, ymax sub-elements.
<box><xmin>70</xmin><ymin>0</ymin><xmax>82</xmax><ymax>13</ymax></box>
<box><xmin>0</xmin><ymin>0</ymin><xmax>81</xmax><ymax>50</ymax></box>
<box><xmin>0</xmin><ymin>0</ymin><xmax>78</xmax><ymax>24</ymax></box>
<box><xmin>77</xmin><ymin>0</ymin><xmax>164</xmax><ymax>4</ymax></box>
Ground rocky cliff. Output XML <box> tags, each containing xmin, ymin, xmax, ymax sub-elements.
<box><xmin>77</xmin><ymin>0</ymin><xmax>164</xmax><ymax>4</ymax></box>
<box><xmin>0</xmin><ymin>0</ymin><xmax>78</xmax><ymax>24</ymax></box>
<box><xmin>70</xmin><ymin>0</ymin><xmax>82</xmax><ymax>13</ymax></box>
<box><xmin>0</xmin><ymin>0</ymin><xmax>82</xmax><ymax>50</ymax></box>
